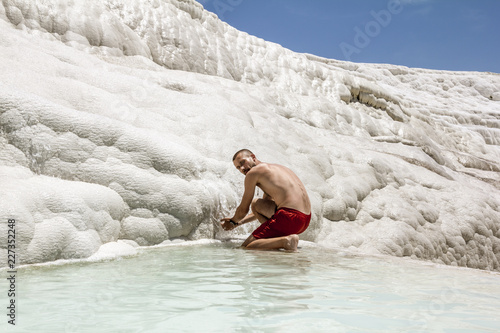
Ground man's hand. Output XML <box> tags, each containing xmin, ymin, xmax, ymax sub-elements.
<box><xmin>220</xmin><ymin>218</ymin><xmax>238</xmax><ymax>231</ymax></box>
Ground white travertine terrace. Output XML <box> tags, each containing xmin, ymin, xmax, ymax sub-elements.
<box><xmin>0</xmin><ymin>0</ymin><xmax>499</xmax><ymax>270</ymax></box>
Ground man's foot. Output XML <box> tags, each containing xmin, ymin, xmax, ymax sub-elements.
<box><xmin>284</xmin><ymin>234</ymin><xmax>299</xmax><ymax>251</ymax></box>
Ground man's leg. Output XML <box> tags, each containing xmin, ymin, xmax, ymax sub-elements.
<box><xmin>242</xmin><ymin>199</ymin><xmax>299</xmax><ymax>250</ymax></box>
<box><xmin>242</xmin><ymin>234</ymin><xmax>299</xmax><ymax>251</ymax></box>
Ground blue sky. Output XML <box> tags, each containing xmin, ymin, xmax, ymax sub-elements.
<box><xmin>199</xmin><ymin>0</ymin><xmax>500</xmax><ymax>73</ymax></box>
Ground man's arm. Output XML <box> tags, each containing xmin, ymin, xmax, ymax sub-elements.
<box><xmin>231</xmin><ymin>170</ymin><xmax>259</xmax><ymax>222</ymax></box>
<box><xmin>237</xmin><ymin>212</ymin><xmax>258</xmax><ymax>225</ymax></box>
<box><xmin>220</xmin><ymin>169</ymin><xmax>260</xmax><ymax>230</ymax></box>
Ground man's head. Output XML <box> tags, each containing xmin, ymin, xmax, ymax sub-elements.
<box><xmin>232</xmin><ymin>149</ymin><xmax>257</xmax><ymax>175</ymax></box>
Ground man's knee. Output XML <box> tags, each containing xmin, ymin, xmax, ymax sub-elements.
<box><xmin>252</xmin><ymin>198</ymin><xmax>276</xmax><ymax>219</ymax></box>
<box><xmin>251</xmin><ymin>198</ymin><xmax>270</xmax><ymax>215</ymax></box>
<box><xmin>241</xmin><ymin>235</ymin><xmax>256</xmax><ymax>248</ymax></box>
<box><xmin>251</xmin><ymin>198</ymin><xmax>260</xmax><ymax>212</ymax></box>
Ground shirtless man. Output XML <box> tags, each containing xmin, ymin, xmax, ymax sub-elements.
<box><xmin>221</xmin><ymin>149</ymin><xmax>311</xmax><ymax>251</ymax></box>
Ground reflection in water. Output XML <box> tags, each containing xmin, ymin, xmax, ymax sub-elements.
<box><xmin>2</xmin><ymin>242</ymin><xmax>500</xmax><ymax>332</ymax></box>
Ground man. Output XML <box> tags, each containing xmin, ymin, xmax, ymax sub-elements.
<box><xmin>221</xmin><ymin>149</ymin><xmax>311</xmax><ymax>251</ymax></box>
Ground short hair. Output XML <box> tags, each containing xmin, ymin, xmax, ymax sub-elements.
<box><xmin>232</xmin><ymin>149</ymin><xmax>254</xmax><ymax>161</ymax></box>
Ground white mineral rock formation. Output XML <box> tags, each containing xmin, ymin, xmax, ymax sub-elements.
<box><xmin>0</xmin><ymin>0</ymin><xmax>499</xmax><ymax>271</ymax></box>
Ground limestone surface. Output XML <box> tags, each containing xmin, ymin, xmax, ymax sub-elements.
<box><xmin>0</xmin><ymin>0</ymin><xmax>499</xmax><ymax>271</ymax></box>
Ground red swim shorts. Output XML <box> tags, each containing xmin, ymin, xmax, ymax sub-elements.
<box><xmin>252</xmin><ymin>207</ymin><xmax>311</xmax><ymax>239</ymax></box>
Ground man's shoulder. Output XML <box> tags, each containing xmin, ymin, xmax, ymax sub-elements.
<box><xmin>249</xmin><ymin>163</ymin><xmax>288</xmax><ymax>178</ymax></box>
<box><xmin>252</xmin><ymin>163</ymin><xmax>272</xmax><ymax>173</ymax></box>
<box><xmin>261</xmin><ymin>162</ymin><xmax>289</xmax><ymax>173</ymax></box>
<box><xmin>245</xmin><ymin>163</ymin><xmax>269</xmax><ymax>177</ymax></box>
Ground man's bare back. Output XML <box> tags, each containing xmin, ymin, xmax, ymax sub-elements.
<box><xmin>221</xmin><ymin>149</ymin><xmax>311</xmax><ymax>251</ymax></box>
<box><xmin>249</xmin><ymin>162</ymin><xmax>311</xmax><ymax>215</ymax></box>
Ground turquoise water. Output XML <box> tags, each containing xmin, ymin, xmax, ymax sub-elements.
<box><xmin>1</xmin><ymin>241</ymin><xmax>500</xmax><ymax>333</ymax></box>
